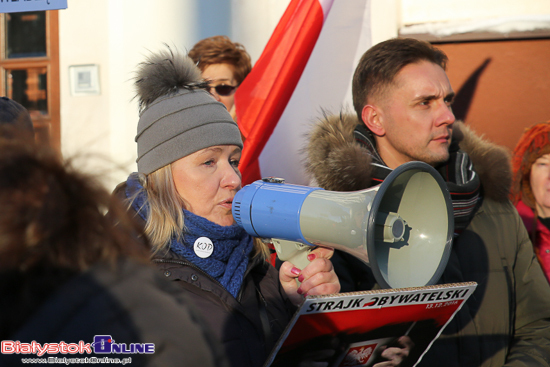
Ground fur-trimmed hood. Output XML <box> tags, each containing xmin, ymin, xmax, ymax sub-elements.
<box><xmin>304</xmin><ymin>113</ymin><xmax>512</xmax><ymax>202</ymax></box>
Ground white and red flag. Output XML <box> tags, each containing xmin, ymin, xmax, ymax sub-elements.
<box><xmin>235</xmin><ymin>0</ymin><xmax>372</xmax><ymax>185</ymax></box>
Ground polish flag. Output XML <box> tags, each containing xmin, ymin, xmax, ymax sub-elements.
<box><xmin>235</xmin><ymin>0</ymin><xmax>372</xmax><ymax>185</ymax></box>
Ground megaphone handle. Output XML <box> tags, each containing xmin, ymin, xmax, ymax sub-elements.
<box><xmin>271</xmin><ymin>239</ymin><xmax>314</xmax><ymax>285</ymax></box>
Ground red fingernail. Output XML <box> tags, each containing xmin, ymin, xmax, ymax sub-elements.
<box><xmin>291</xmin><ymin>267</ymin><xmax>301</xmax><ymax>276</ymax></box>
<box><xmin>297</xmin><ymin>287</ymin><xmax>303</xmax><ymax>295</ymax></box>
<box><xmin>298</xmin><ymin>274</ymin><xmax>305</xmax><ymax>283</ymax></box>
<box><xmin>307</xmin><ymin>253</ymin><xmax>316</xmax><ymax>261</ymax></box>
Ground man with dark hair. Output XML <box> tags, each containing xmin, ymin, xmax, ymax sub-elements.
<box><xmin>351</xmin><ymin>37</ymin><xmax>449</xmax><ymax>126</ymax></box>
<box><xmin>305</xmin><ymin>38</ymin><xmax>550</xmax><ymax>366</ymax></box>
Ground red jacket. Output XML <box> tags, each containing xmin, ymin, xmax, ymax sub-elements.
<box><xmin>516</xmin><ymin>200</ymin><xmax>550</xmax><ymax>282</ymax></box>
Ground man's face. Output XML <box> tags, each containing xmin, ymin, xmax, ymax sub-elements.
<box><xmin>367</xmin><ymin>61</ymin><xmax>455</xmax><ymax>169</ymax></box>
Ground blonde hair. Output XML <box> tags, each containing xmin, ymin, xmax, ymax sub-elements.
<box><xmin>140</xmin><ymin>164</ymin><xmax>270</xmax><ymax>259</ymax></box>
<box><xmin>141</xmin><ymin>165</ymin><xmax>185</xmax><ymax>253</ymax></box>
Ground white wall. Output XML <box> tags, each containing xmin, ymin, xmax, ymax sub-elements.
<box><xmin>59</xmin><ymin>0</ymin><xmax>111</xmax><ymax>180</ymax></box>
<box><xmin>371</xmin><ymin>0</ymin><xmax>399</xmax><ymax>44</ymax></box>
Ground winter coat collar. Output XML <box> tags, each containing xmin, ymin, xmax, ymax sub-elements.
<box><xmin>304</xmin><ymin>112</ymin><xmax>512</xmax><ymax>203</ymax></box>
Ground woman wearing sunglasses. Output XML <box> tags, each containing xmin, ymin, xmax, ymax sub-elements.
<box><xmin>188</xmin><ymin>35</ymin><xmax>251</xmax><ymax>120</ymax></box>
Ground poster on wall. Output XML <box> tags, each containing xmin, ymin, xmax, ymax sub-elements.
<box><xmin>0</xmin><ymin>0</ymin><xmax>68</xmax><ymax>13</ymax></box>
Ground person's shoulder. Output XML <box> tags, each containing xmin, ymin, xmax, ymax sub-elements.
<box><xmin>86</xmin><ymin>258</ymin><xmax>181</xmax><ymax>304</ymax></box>
<box><xmin>12</xmin><ymin>258</ymin><xmax>193</xmax><ymax>336</ymax></box>
<box><xmin>90</xmin><ymin>259</ymin><xmax>228</xmax><ymax>367</ymax></box>
<box><xmin>479</xmin><ymin>196</ymin><xmax>516</xmax><ymax>214</ymax></box>
<box><xmin>305</xmin><ymin>111</ymin><xmax>373</xmax><ymax>191</ymax></box>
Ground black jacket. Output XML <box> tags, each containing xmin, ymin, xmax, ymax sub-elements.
<box><xmin>153</xmin><ymin>249</ymin><xmax>295</xmax><ymax>367</ymax></box>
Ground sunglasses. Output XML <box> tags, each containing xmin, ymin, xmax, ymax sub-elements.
<box><xmin>207</xmin><ymin>84</ymin><xmax>237</xmax><ymax>97</ymax></box>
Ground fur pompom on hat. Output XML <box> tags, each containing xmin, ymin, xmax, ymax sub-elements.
<box><xmin>511</xmin><ymin>121</ymin><xmax>550</xmax><ymax>208</ymax></box>
<box><xmin>134</xmin><ymin>47</ymin><xmax>242</xmax><ymax>174</ymax></box>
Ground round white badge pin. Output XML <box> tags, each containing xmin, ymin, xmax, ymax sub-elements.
<box><xmin>194</xmin><ymin>237</ymin><xmax>214</xmax><ymax>258</ymax></box>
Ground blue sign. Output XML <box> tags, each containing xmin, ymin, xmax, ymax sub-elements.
<box><xmin>0</xmin><ymin>0</ymin><xmax>68</xmax><ymax>13</ymax></box>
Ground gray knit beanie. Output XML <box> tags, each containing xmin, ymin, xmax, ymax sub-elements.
<box><xmin>134</xmin><ymin>48</ymin><xmax>242</xmax><ymax>175</ymax></box>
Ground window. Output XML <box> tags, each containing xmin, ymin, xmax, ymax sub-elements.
<box><xmin>0</xmin><ymin>10</ymin><xmax>60</xmax><ymax>148</ymax></box>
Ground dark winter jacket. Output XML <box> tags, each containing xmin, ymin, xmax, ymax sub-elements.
<box><xmin>114</xmin><ymin>183</ymin><xmax>296</xmax><ymax>367</ymax></box>
<box><xmin>153</xmin><ymin>249</ymin><xmax>295</xmax><ymax>367</ymax></box>
<box><xmin>304</xmin><ymin>113</ymin><xmax>550</xmax><ymax>367</ymax></box>
<box><xmin>0</xmin><ymin>258</ymin><xmax>228</xmax><ymax>367</ymax></box>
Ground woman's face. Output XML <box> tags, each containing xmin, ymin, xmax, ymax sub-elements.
<box><xmin>171</xmin><ymin>145</ymin><xmax>241</xmax><ymax>226</ymax></box>
<box><xmin>530</xmin><ymin>153</ymin><xmax>550</xmax><ymax>218</ymax></box>
<box><xmin>202</xmin><ymin>63</ymin><xmax>238</xmax><ymax>113</ymax></box>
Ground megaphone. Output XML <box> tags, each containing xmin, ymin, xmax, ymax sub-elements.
<box><xmin>233</xmin><ymin>161</ymin><xmax>453</xmax><ymax>289</ymax></box>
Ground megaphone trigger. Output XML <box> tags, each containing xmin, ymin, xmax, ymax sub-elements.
<box><xmin>272</xmin><ymin>239</ymin><xmax>312</xmax><ymax>268</ymax></box>
<box><xmin>272</xmin><ymin>239</ymin><xmax>316</xmax><ymax>285</ymax></box>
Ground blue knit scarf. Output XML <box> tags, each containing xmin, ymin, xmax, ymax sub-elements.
<box><xmin>125</xmin><ymin>173</ymin><xmax>253</xmax><ymax>298</ymax></box>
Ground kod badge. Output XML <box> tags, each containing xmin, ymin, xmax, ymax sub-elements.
<box><xmin>194</xmin><ymin>237</ymin><xmax>214</xmax><ymax>258</ymax></box>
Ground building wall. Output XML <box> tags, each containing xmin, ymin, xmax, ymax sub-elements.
<box><xmin>59</xmin><ymin>0</ymin><xmax>111</xmax><ymax>179</ymax></box>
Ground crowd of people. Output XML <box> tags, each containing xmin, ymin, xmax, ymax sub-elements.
<box><xmin>1</xmin><ymin>34</ymin><xmax>549</xmax><ymax>367</ymax></box>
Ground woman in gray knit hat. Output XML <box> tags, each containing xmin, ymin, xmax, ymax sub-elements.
<box><xmin>114</xmin><ymin>47</ymin><xmax>340</xmax><ymax>367</ymax></box>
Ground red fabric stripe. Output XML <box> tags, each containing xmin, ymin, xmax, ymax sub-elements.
<box><xmin>235</xmin><ymin>0</ymin><xmax>325</xmax><ymax>185</ymax></box>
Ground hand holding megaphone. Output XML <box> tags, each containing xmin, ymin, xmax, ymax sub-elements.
<box><xmin>233</xmin><ymin>161</ymin><xmax>454</xmax><ymax>289</ymax></box>
<box><xmin>279</xmin><ymin>246</ymin><xmax>339</xmax><ymax>305</ymax></box>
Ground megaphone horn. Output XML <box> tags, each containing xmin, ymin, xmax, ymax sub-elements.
<box><xmin>232</xmin><ymin>161</ymin><xmax>454</xmax><ymax>289</ymax></box>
